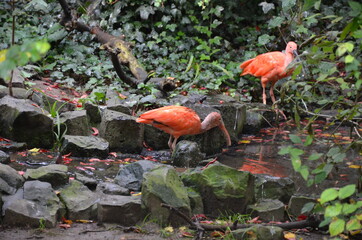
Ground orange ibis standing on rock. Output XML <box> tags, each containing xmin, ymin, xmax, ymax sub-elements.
<box><xmin>136</xmin><ymin>105</ymin><xmax>231</xmax><ymax>152</ymax></box>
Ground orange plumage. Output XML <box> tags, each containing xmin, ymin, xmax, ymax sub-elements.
<box><xmin>136</xmin><ymin>105</ymin><xmax>231</xmax><ymax>151</ymax></box>
<box><xmin>240</xmin><ymin>41</ymin><xmax>298</xmax><ymax>104</ymax></box>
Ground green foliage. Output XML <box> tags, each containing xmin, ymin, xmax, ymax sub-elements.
<box><xmin>53</xmin><ymin>112</ymin><xmax>67</xmax><ymax>152</ymax></box>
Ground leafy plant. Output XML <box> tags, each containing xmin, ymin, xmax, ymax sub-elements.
<box><xmin>303</xmin><ymin>184</ymin><xmax>362</xmax><ymax>237</ymax></box>
<box><xmin>53</xmin><ymin>112</ymin><xmax>67</xmax><ymax>152</ymax></box>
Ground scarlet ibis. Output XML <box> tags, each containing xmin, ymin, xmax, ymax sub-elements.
<box><xmin>136</xmin><ymin>105</ymin><xmax>231</xmax><ymax>152</ymax></box>
<box><xmin>240</xmin><ymin>41</ymin><xmax>298</xmax><ymax>104</ymax></box>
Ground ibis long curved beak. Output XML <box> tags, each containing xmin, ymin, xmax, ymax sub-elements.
<box><xmin>218</xmin><ymin>123</ymin><xmax>231</xmax><ymax>147</ymax></box>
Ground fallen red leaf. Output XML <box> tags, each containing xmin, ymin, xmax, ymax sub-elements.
<box><xmin>180</xmin><ymin>231</ymin><xmax>194</xmax><ymax>238</ymax></box>
<box><xmin>59</xmin><ymin>224</ymin><xmax>71</xmax><ymax>229</ymax></box>
<box><xmin>92</xmin><ymin>127</ymin><xmax>99</xmax><ymax>136</ymax></box>
<box><xmin>247</xmin><ymin>216</ymin><xmax>262</xmax><ymax>224</ymax></box>
<box><xmin>109</xmin><ymin>152</ymin><xmax>117</xmax><ymax>157</ymax></box>
<box><xmin>210</xmin><ymin>231</ymin><xmax>224</xmax><ymax>237</ymax></box>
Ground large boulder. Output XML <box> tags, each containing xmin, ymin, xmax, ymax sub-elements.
<box><xmin>24</xmin><ymin>164</ymin><xmax>68</xmax><ymax>188</ymax></box>
<box><xmin>59</xmin><ymin>180</ymin><xmax>99</xmax><ymax>220</ymax></box>
<box><xmin>0</xmin><ymin>163</ymin><xmax>24</xmax><ymax>190</ymax></box>
<box><xmin>59</xmin><ymin>110</ymin><xmax>90</xmax><ymax>136</ymax></box>
<box><xmin>61</xmin><ymin>135</ymin><xmax>109</xmax><ymax>158</ymax></box>
<box><xmin>181</xmin><ymin>163</ymin><xmax>255</xmax><ymax>217</ymax></box>
<box><xmin>97</xmin><ymin>195</ymin><xmax>144</xmax><ymax>225</ymax></box>
<box><xmin>0</xmin><ymin>96</ymin><xmax>54</xmax><ymax>148</ymax></box>
<box><xmin>254</xmin><ymin>174</ymin><xmax>295</xmax><ymax>204</ymax></box>
<box><xmin>99</xmin><ymin>109</ymin><xmax>143</xmax><ymax>153</ymax></box>
<box><xmin>171</xmin><ymin>140</ymin><xmax>205</xmax><ymax>168</ymax></box>
<box><xmin>115</xmin><ymin>160</ymin><xmax>161</xmax><ymax>191</ymax></box>
<box><xmin>142</xmin><ymin>166</ymin><xmax>191</xmax><ymax>226</ymax></box>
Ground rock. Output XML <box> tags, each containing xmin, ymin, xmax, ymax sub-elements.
<box><xmin>84</xmin><ymin>102</ymin><xmax>102</xmax><ymax>124</ymax></box>
<box><xmin>24</xmin><ymin>164</ymin><xmax>68</xmax><ymax>188</ymax></box>
<box><xmin>0</xmin><ymin>88</ymin><xmax>30</xmax><ymax>99</ymax></box>
<box><xmin>0</xmin><ymin>178</ymin><xmax>16</xmax><ymax>195</ymax></box>
<box><xmin>2</xmin><ymin>188</ymin><xmax>23</xmax><ymax>215</ymax></box>
<box><xmin>115</xmin><ymin>160</ymin><xmax>161</xmax><ymax>191</ymax></box>
<box><xmin>202</xmin><ymin>94</ymin><xmax>246</xmax><ymax>140</ymax></box>
<box><xmin>288</xmin><ymin>195</ymin><xmax>317</xmax><ymax>217</ymax></box>
<box><xmin>142</xmin><ymin>165</ymin><xmax>191</xmax><ymax>226</ymax></box>
<box><xmin>0</xmin><ymin>150</ymin><xmax>10</xmax><ymax>164</ymax></box>
<box><xmin>99</xmin><ymin>109</ymin><xmax>143</xmax><ymax>153</ymax></box>
<box><xmin>106</xmin><ymin>89</ymin><xmax>132</xmax><ymax>115</ymax></box>
<box><xmin>171</xmin><ymin>140</ymin><xmax>205</xmax><ymax>168</ymax></box>
<box><xmin>97</xmin><ymin>195</ymin><xmax>144</xmax><ymax>225</ymax></box>
<box><xmin>0</xmin><ymin>163</ymin><xmax>24</xmax><ymax>189</ymax></box>
<box><xmin>75</xmin><ymin>173</ymin><xmax>98</xmax><ymax>190</ymax></box>
<box><xmin>23</xmin><ymin>180</ymin><xmax>65</xmax><ymax>224</ymax></box>
<box><xmin>231</xmin><ymin>225</ymin><xmax>284</xmax><ymax>240</ymax></box>
<box><xmin>181</xmin><ymin>164</ymin><xmax>255</xmax><ymax>217</ymax></box>
<box><xmin>3</xmin><ymin>199</ymin><xmax>55</xmax><ymax>228</ymax></box>
<box><xmin>142</xmin><ymin>124</ymin><xmax>169</xmax><ymax>150</ymax></box>
<box><xmin>31</xmin><ymin>89</ymin><xmax>75</xmax><ymax>114</ymax></box>
<box><xmin>186</xmin><ymin>187</ymin><xmax>204</xmax><ymax>215</ymax></box>
<box><xmin>247</xmin><ymin>199</ymin><xmax>285</xmax><ymax>222</ymax></box>
<box><xmin>59</xmin><ymin>180</ymin><xmax>99</xmax><ymax>220</ymax></box>
<box><xmin>0</xmin><ymin>139</ymin><xmax>26</xmax><ymax>152</ymax></box>
<box><xmin>0</xmin><ymin>95</ymin><xmax>54</xmax><ymax>148</ymax></box>
<box><xmin>244</xmin><ymin>103</ymin><xmax>275</xmax><ymax>134</ymax></box>
<box><xmin>96</xmin><ymin>182</ymin><xmax>129</xmax><ymax>195</ymax></box>
<box><xmin>255</xmin><ymin>174</ymin><xmax>294</xmax><ymax>203</ymax></box>
<box><xmin>61</xmin><ymin>135</ymin><xmax>109</xmax><ymax>158</ymax></box>
<box><xmin>0</xmin><ymin>68</ymin><xmax>25</xmax><ymax>88</ymax></box>
<box><xmin>59</xmin><ymin>110</ymin><xmax>90</xmax><ymax>136</ymax></box>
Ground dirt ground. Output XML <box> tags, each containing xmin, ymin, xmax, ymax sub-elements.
<box><xmin>0</xmin><ymin>222</ymin><xmax>334</xmax><ymax>240</ymax></box>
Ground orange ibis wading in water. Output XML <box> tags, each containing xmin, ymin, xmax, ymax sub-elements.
<box><xmin>240</xmin><ymin>41</ymin><xmax>298</xmax><ymax>105</ymax></box>
<box><xmin>136</xmin><ymin>105</ymin><xmax>231</xmax><ymax>152</ymax></box>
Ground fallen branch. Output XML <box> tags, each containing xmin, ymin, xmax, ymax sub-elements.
<box><xmin>56</xmin><ymin>0</ymin><xmax>176</xmax><ymax>92</ymax></box>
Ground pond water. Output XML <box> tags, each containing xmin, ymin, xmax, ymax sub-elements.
<box><xmin>5</xmin><ymin>120</ymin><xmax>362</xmax><ymax>196</ymax></box>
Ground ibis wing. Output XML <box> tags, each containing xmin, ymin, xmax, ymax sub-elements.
<box><xmin>240</xmin><ymin>52</ymin><xmax>285</xmax><ymax>77</ymax></box>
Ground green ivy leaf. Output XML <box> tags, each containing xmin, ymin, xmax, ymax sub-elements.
<box><xmin>268</xmin><ymin>16</ymin><xmax>285</xmax><ymax>28</ymax></box>
<box><xmin>258</xmin><ymin>34</ymin><xmax>274</xmax><ymax>45</ymax></box>
<box><xmin>338</xmin><ymin>184</ymin><xmax>356</xmax><ymax>200</ymax></box>
<box><xmin>325</xmin><ymin>203</ymin><xmax>342</xmax><ymax>217</ymax></box>
<box><xmin>278</xmin><ymin>146</ymin><xmax>291</xmax><ymax>155</ymax></box>
<box><xmin>299</xmin><ymin>166</ymin><xmax>309</xmax><ymax>180</ymax></box>
<box><xmin>320</xmin><ymin>188</ymin><xmax>338</xmax><ymax>204</ymax></box>
<box><xmin>308</xmin><ymin>153</ymin><xmax>323</xmax><ymax>161</ymax></box>
<box><xmin>346</xmin><ymin>218</ymin><xmax>362</xmax><ymax>231</ymax></box>
<box><xmin>329</xmin><ymin>218</ymin><xmax>345</xmax><ymax>236</ymax></box>
<box><xmin>289</xmin><ymin>134</ymin><xmax>302</xmax><ymax>144</ymax></box>
<box><xmin>342</xmin><ymin>203</ymin><xmax>359</xmax><ymax>215</ymax></box>
<box><xmin>301</xmin><ymin>202</ymin><xmax>315</xmax><ymax>213</ymax></box>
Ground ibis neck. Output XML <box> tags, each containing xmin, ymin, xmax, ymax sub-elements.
<box><xmin>284</xmin><ymin>52</ymin><xmax>294</xmax><ymax>68</ymax></box>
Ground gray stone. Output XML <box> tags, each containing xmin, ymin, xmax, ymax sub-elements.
<box><xmin>2</xmin><ymin>188</ymin><xmax>23</xmax><ymax>215</ymax></box>
<box><xmin>288</xmin><ymin>195</ymin><xmax>317</xmax><ymax>217</ymax></box>
<box><xmin>106</xmin><ymin>89</ymin><xmax>132</xmax><ymax>115</ymax></box>
<box><xmin>255</xmin><ymin>174</ymin><xmax>295</xmax><ymax>203</ymax></box>
<box><xmin>0</xmin><ymin>88</ymin><xmax>30</xmax><ymax>99</ymax></box>
<box><xmin>0</xmin><ymin>68</ymin><xmax>25</xmax><ymax>88</ymax></box>
<box><xmin>61</xmin><ymin>135</ymin><xmax>109</xmax><ymax>158</ymax></box>
<box><xmin>115</xmin><ymin>160</ymin><xmax>161</xmax><ymax>191</ymax></box>
<box><xmin>23</xmin><ymin>180</ymin><xmax>64</xmax><ymax>223</ymax></box>
<box><xmin>244</xmin><ymin>103</ymin><xmax>275</xmax><ymax>134</ymax></box>
<box><xmin>3</xmin><ymin>199</ymin><xmax>55</xmax><ymax>228</ymax></box>
<box><xmin>187</xmin><ymin>187</ymin><xmax>204</xmax><ymax>215</ymax></box>
<box><xmin>84</xmin><ymin>102</ymin><xmax>102</xmax><ymax>123</ymax></box>
<box><xmin>99</xmin><ymin>109</ymin><xmax>143</xmax><ymax>153</ymax></box>
<box><xmin>0</xmin><ymin>139</ymin><xmax>27</xmax><ymax>152</ymax></box>
<box><xmin>96</xmin><ymin>182</ymin><xmax>129</xmax><ymax>195</ymax></box>
<box><xmin>142</xmin><ymin>166</ymin><xmax>191</xmax><ymax>226</ymax></box>
<box><xmin>231</xmin><ymin>225</ymin><xmax>284</xmax><ymax>240</ymax></box>
<box><xmin>248</xmin><ymin>199</ymin><xmax>285</xmax><ymax>222</ymax></box>
<box><xmin>24</xmin><ymin>164</ymin><xmax>68</xmax><ymax>188</ymax></box>
<box><xmin>0</xmin><ymin>163</ymin><xmax>24</xmax><ymax>189</ymax></box>
<box><xmin>181</xmin><ymin>164</ymin><xmax>255</xmax><ymax>217</ymax></box>
<box><xmin>59</xmin><ymin>110</ymin><xmax>90</xmax><ymax>136</ymax></box>
<box><xmin>97</xmin><ymin>195</ymin><xmax>144</xmax><ymax>225</ymax></box>
<box><xmin>75</xmin><ymin>173</ymin><xmax>98</xmax><ymax>190</ymax></box>
<box><xmin>171</xmin><ymin>140</ymin><xmax>205</xmax><ymax>168</ymax></box>
<box><xmin>0</xmin><ymin>178</ymin><xmax>16</xmax><ymax>195</ymax></box>
<box><xmin>0</xmin><ymin>96</ymin><xmax>54</xmax><ymax>148</ymax></box>
<box><xmin>31</xmin><ymin>89</ymin><xmax>75</xmax><ymax>114</ymax></box>
<box><xmin>0</xmin><ymin>150</ymin><xmax>10</xmax><ymax>164</ymax></box>
<box><xmin>59</xmin><ymin>180</ymin><xmax>99</xmax><ymax>220</ymax></box>
<box><xmin>142</xmin><ymin>124</ymin><xmax>169</xmax><ymax>150</ymax></box>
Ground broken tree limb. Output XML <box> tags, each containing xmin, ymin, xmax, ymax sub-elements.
<box><xmin>56</xmin><ymin>0</ymin><xmax>176</xmax><ymax>92</ymax></box>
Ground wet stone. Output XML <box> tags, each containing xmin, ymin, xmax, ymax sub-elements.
<box><xmin>247</xmin><ymin>199</ymin><xmax>285</xmax><ymax>222</ymax></box>
<box><xmin>75</xmin><ymin>173</ymin><xmax>98</xmax><ymax>190</ymax></box>
<box><xmin>171</xmin><ymin>140</ymin><xmax>205</xmax><ymax>168</ymax></box>
<box><xmin>61</xmin><ymin>135</ymin><xmax>109</xmax><ymax>158</ymax></box>
<box><xmin>84</xmin><ymin>102</ymin><xmax>102</xmax><ymax>124</ymax></box>
<box><xmin>244</xmin><ymin>103</ymin><xmax>275</xmax><ymax>134</ymax></box>
<box><xmin>288</xmin><ymin>195</ymin><xmax>317</xmax><ymax>217</ymax></box>
<box><xmin>24</xmin><ymin>164</ymin><xmax>68</xmax><ymax>188</ymax></box>
<box><xmin>97</xmin><ymin>195</ymin><xmax>144</xmax><ymax>225</ymax></box>
<box><xmin>96</xmin><ymin>182</ymin><xmax>129</xmax><ymax>195</ymax></box>
<box><xmin>231</xmin><ymin>225</ymin><xmax>284</xmax><ymax>240</ymax></box>
<box><xmin>0</xmin><ymin>163</ymin><xmax>24</xmax><ymax>189</ymax></box>
<box><xmin>254</xmin><ymin>174</ymin><xmax>295</xmax><ymax>203</ymax></box>
<box><xmin>59</xmin><ymin>110</ymin><xmax>90</xmax><ymax>136</ymax></box>
<box><xmin>0</xmin><ymin>150</ymin><xmax>10</xmax><ymax>164</ymax></box>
